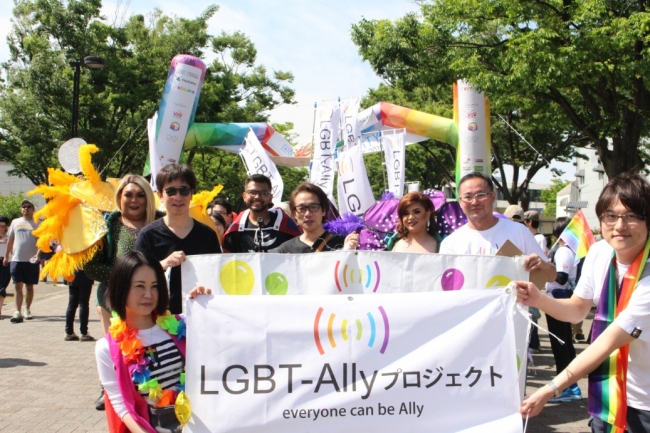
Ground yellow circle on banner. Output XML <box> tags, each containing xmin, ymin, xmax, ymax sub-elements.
<box><xmin>485</xmin><ymin>275</ymin><xmax>511</xmax><ymax>288</ymax></box>
<box><xmin>220</xmin><ymin>260</ymin><xmax>255</xmax><ymax>295</ymax></box>
<box><xmin>174</xmin><ymin>391</ymin><xmax>191</xmax><ymax>426</ymax></box>
<box><xmin>265</xmin><ymin>272</ymin><xmax>289</xmax><ymax>295</ymax></box>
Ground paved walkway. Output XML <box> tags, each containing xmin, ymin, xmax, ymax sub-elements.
<box><xmin>0</xmin><ymin>282</ymin><xmax>593</xmax><ymax>432</ymax></box>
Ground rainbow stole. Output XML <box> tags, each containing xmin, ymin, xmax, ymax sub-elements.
<box><xmin>588</xmin><ymin>238</ymin><xmax>650</xmax><ymax>432</ymax></box>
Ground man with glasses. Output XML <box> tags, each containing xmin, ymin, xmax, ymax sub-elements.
<box><xmin>222</xmin><ymin>174</ymin><xmax>299</xmax><ymax>253</ymax></box>
<box><xmin>440</xmin><ymin>172</ymin><xmax>556</xmax><ymax>283</ymax></box>
<box><xmin>135</xmin><ymin>164</ymin><xmax>221</xmax><ymax>314</ymax></box>
<box><xmin>4</xmin><ymin>200</ymin><xmax>40</xmax><ymax>323</ymax></box>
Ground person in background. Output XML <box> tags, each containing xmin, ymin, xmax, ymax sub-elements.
<box><xmin>209</xmin><ymin>212</ymin><xmax>227</xmax><ymax>240</ymax></box>
<box><xmin>273</xmin><ymin>182</ymin><xmax>358</xmax><ymax>253</ymax></box>
<box><xmin>524</xmin><ymin>210</ymin><xmax>548</xmax><ymax>255</ymax></box>
<box><xmin>222</xmin><ymin>174</ymin><xmax>299</xmax><ymax>253</ymax></box>
<box><xmin>543</xmin><ymin>217</ymin><xmax>582</xmax><ymax>402</ymax></box>
<box><xmin>503</xmin><ymin>204</ymin><xmax>525</xmax><ymax>223</ymax></box>
<box><xmin>0</xmin><ymin>216</ymin><xmax>10</xmax><ymax>319</ymax></box>
<box><xmin>209</xmin><ymin>197</ymin><xmax>234</xmax><ymax>227</ymax></box>
<box><xmin>392</xmin><ymin>192</ymin><xmax>438</xmax><ymax>253</ymax></box>
<box><xmin>517</xmin><ymin>173</ymin><xmax>650</xmax><ymax>432</ymax></box>
<box><xmin>64</xmin><ymin>270</ymin><xmax>95</xmax><ymax>342</ymax></box>
<box><xmin>4</xmin><ymin>199</ymin><xmax>40</xmax><ymax>323</ymax></box>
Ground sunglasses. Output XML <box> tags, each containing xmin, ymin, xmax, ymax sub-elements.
<box><xmin>164</xmin><ymin>186</ymin><xmax>192</xmax><ymax>197</ymax></box>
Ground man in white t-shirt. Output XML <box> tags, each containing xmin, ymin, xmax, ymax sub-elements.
<box><xmin>3</xmin><ymin>200</ymin><xmax>40</xmax><ymax>323</ymax></box>
<box><xmin>524</xmin><ymin>210</ymin><xmax>548</xmax><ymax>255</ymax></box>
<box><xmin>439</xmin><ymin>172</ymin><xmax>557</xmax><ymax>283</ymax></box>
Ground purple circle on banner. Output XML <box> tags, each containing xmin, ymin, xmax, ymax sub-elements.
<box><xmin>441</xmin><ymin>268</ymin><xmax>464</xmax><ymax>291</ymax></box>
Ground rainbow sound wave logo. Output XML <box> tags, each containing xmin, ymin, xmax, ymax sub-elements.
<box><xmin>313</xmin><ymin>306</ymin><xmax>390</xmax><ymax>355</ymax></box>
<box><xmin>337</xmin><ymin>157</ymin><xmax>353</xmax><ymax>176</ymax></box>
<box><xmin>334</xmin><ymin>260</ymin><xmax>381</xmax><ymax>292</ymax></box>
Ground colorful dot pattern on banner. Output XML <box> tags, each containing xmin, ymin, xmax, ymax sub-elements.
<box><xmin>265</xmin><ymin>272</ymin><xmax>289</xmax><ymax>295</ymax></box>
<box><xmin>441</xmin><ymin>268</ymin><xmax>464</xmax><ymax>291</ymax></box>
<box><xmin>219</xmin><ymin>260</ymin><xmax>254</xmax><ymax>295</ymax></box>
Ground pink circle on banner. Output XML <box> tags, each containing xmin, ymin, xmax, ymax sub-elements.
<box><xmin>441</xmin><ymin>268</ymin><xmax>464</xmax><ymax>291</ymax></box>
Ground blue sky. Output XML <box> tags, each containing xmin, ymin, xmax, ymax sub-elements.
<box><xmin>0</xmin><ymin>0</ymin><xmax>572</xmax><ymax>184</ymax></box>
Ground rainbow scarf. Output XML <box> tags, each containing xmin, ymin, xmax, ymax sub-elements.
<box><xmin>559</xmin><ymin>210</ymin><xmax>595</xmax><ymax>261</ymax></box>
<box><xmin>588</xmin><ymin>238</ymin><xmax>650</xmax><ymax>432</ymax></box>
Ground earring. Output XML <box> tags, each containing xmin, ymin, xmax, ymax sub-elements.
<box><xmin>427</xmin><ymin>219</ymin><xmax>431</xmax><ymax>230</ymax></box>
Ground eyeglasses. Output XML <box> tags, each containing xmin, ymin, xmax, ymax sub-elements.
<box><xmin>600</xmin><ymin>213</ymin><xmax>644</xmax><ymax>226</ymax></box>
<box><xmin>294</xmin><ymin>203</ymin><xmax>321</xmax><ymax>214</ymax></box>
<box><xmin>22</xmin><ymin>205</ymin><xmax>33</xmax><ymax>209</ymax></box>
<box><xmin>459</xmin><ymin>192</ymin><xmax>492</xmax><ymax>203</ymax></box>
<box><xmin>246</xmin><ymin>189</ymin><xmax>271</xmax><ymax>198</ymax></box>
<box><xmin>164</xmin><ymin>186</ymin><xmax>192</xmax><ymax>197</ymax></box>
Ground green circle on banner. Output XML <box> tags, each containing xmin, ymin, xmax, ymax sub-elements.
<box><xmin>265</xmin><ymin>272</ymin><xmax>289</xmax><ymax>295</ymax></box>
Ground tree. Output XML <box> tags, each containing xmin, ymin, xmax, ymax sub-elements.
<box><xmin>540</xmin><ymin>178</ymin><xmax>570</xmax><ymax>218</ymax></box>
<box><xmin>0</xmin><ymin>0</ymin><xmax>297</xmax><ymax>197</ymax></box>
<box><xmin>351</xmin><ymin>11</ymin><xmax>588</xmax><ymax>208</ymax></box>
<box><xmin>352</xmin><ymin>1</ymin><xmax>650</xmax><ymax>179</ymax></box>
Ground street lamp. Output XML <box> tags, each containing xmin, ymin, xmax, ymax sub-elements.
<box><xmin>70</xmin><ymin>56</ymin><xmax>107</xmax><ymax>138</ymax></box>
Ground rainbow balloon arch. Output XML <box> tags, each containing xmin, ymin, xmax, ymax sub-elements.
<box><xmin>149</xmin><ymin>54</ymin><xmax>491</xmax><ymax>186</ymax></box>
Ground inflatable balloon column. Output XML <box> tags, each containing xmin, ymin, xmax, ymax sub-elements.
<box><xmin>149</xmin><ymin>55</ymin><xmax>207</xmax><ymax>187</ymax></box>
<box><xmin>453</xmin><ymin>80</ymin><xmax>491</xmax><ymax>187</ymax></box>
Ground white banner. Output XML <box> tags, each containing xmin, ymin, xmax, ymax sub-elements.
<box><xmin>240</xmin><ymin>129</ymin><xmax>284</xmax><ymax>202</ymax></box>
<box><xmin>185</xmin><ymin>290</ymin><xmax>522</xmax><ymax>433</ymax></box>
<box><xmin>181</xmin><ymin>252</ymin><xmax>531</xmax><ymax>401</ymax></box>
<box><xmin>336</xmin><ymin>145</ymin><xmax>374</xmax><ymax>216</ymax></box>
<box><xmin>382</xmin><ymin>129</ymin><xmax>406</xmax><ymax>199</ymax></box>
<box><xmin>147</xmin><ymin>112</ymin><xmax>159</xmax><ymax>190</ymax></box>
<box><xmin>456</xmin><ymin>80</ymin><xmax>490</xmax><ymax>178</ymax></box>
<box><xmin>342</xmin><ymin>98</ymin><xmax>361</xmax><ymax>146</ymax></box>
<box><xmin>310</xmin><ymin>104</ymin><xmax>340</xmax><ymax>199</ymax></box>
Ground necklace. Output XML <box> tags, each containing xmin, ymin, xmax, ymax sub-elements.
<box><xmin>108</xmin><ymin>310</ymin><xmax>191</xmax><ymax>426</ymax></box>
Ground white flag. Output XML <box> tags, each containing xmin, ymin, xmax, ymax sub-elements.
<box><xmin>382</xmin><ymin>129</ymin><xmax>406</xmax><ymax>198</ymax></box>
<box><xmin>147</xmin><ymin>112</ymin><xmax>159</xmax><ymax>191</ymax></box>
<box><xmin>241</xmin><ymin>129</ymin><xmax>284</xmax><ymax>202</ymax></box>
<box><xmin>309</xmin><ymin>103</ymin><xmax>339</xmax><ymax>199</ymax></box>
<box><xmin>336</xmin><ymin>144</ymin><xmax>375</xmax><ymax>216</ymax></box>
<box><xmin>341</xmin><ymin>98</ymin><xmax>361</xmax><ymax>146</ymax></box>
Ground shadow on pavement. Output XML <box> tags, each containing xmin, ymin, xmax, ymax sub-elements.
<box><xmin>0</xmin><ymin>358</ymin><xmax>48</xmax><ymax>368</ymax></box>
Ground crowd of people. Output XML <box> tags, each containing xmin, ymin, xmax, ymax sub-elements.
<box><xmin>0</xmin><ymin>165</ymin><xmax>648</xmax><ymax>432</ymax></box>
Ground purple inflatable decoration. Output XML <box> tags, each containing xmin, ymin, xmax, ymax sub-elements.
<box><xmin>435</xmin><ymin>201</ymin><xmax>468</xmax><ymax>238</ymax></box>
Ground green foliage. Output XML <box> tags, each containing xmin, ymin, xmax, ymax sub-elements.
<box><xmin>0</xmin><ymin>193</ymin><xmax>29</xmax><ymax>220</ymax></box>
<box><xmin>0</xmin><ymin>0</ymin><xmax>296</xmax><ymax>199</ymax></box>
<box><xmin>352</xmin><ymin>1</ymin><xmax>650</xmax><ymax>180</ymax></box>
<box><xmin>541</xmin><ymin>179</ymin><xmax>570</xmax><ymax>218</ymax></box>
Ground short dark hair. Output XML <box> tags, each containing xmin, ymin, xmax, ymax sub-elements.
<box><xmin>155</xmin><ymin>164</ymin><xmax>197</xmax><ymax>192</ymax></box>
<box><xmin>245</xmin><ymin>174</ymin><xmax>272</xmax><ymax>191</ymax></box>
<box><xmin>595</xmin><ymin>172</ymin><xmax>650</xmax><ymax>230</ymax></box>
<box><xmin>526</xmin><ymin>219</ymin><xmax>540</xmax><ymax>229</ymax></box>
<box><xmin>211</xmin><ymin>197</ymin><xmax>233</xmax><ymax>214</ymax></box>
<box><xmin>552</xmin><ymin>217</ymin><xmax>570</xmax><ymax>238</ymax></box>
<box><xmin>0</xmin><ymin>216</ymin><xmax>9</xmax><ymax>225</ymax></box>
<box><xmin>289</xmin><ymin>182</ymin><xmax>330</xmax><ymax>222</ymax></box>
<box><xmin>396</xmin><ymin>192</ymin><xmax>436</xmax><ymax>239</ymax></box>
<box><xmin>458</xmin><ymin>172</ymin><xmax>494</xmax><ymax>193</ymax></box>
<box><xmin>107</xmin><ymin>251</ymin><xmax>169</xmax><ymax>320</ymax></box>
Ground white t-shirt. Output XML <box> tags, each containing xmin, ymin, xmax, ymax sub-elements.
<box><xmin>546</xmin><ymin>245</ymin><xmax>577</xmax><ymax>295</ymax></box>
<box><xmin>534</xmin><ymin>233</ymin><xmax>547</xmax><ymax>255</ymax></box>
<box><xmin>574</xmin><ymin>239</ymin><xmax>650</xmax><ymax>410</ymax></box>
<box><xmin>439</xmin><ymin>218</ymin><xmax>548</xmax><ymax>259</ymax></box>
<box><xmin>7</xmin><ymin>217</ymin><xmax>39</xmax><ymax>262</ymax></box>
<box><xmin>95</xmin><ymin>325</ymin><xmax>184</xmax><ymax>420</ymax></box>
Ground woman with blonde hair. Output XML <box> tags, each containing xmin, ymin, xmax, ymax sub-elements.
<box><xmin>85</xmin><ymin>174</ymin><xmax>160</xmax><ymax>410</ymax></box>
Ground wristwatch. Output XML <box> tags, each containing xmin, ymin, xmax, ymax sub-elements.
<box><xmin>547</xmin><ymin>381</ymin><xmax>561</xmax><ymax>398</ymax></box>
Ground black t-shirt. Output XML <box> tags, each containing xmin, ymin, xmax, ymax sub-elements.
<box><xmin>273</xmin><ymin>232</ymin><xmax>346</xmax><ymax>253</ymax></box>
<box><xmin>135</xmin><ymin>218</ymin><xmax>221</xmax><ymax>314</ymax></box>
<box><xmin>222</xmin><ymin>211</ymin><xmax>297</xmax><ymax>253</ymax></box>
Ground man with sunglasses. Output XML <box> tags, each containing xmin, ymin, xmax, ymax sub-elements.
<box><xmin>4</xmin><ymin>200</ymin><xmax>40</xmax><ymax>323</ymax></box>
<box><xmin>135</xmin><ymin>164</ymin><xmax>221</xmax><ymax>314</ymax></box>
<box><xmin>222</xmin><ymin>174</ymin><xmax>299</xmax><ymax>253</ymax></box>
<box><xmin>439</xmin><ymin>172</ymin><xmax>556</xmax><ymax>283</ymax></box>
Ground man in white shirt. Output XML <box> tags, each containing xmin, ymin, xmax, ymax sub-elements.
<box><xmin>439</xmin><ymin>172</ymin><xmax>556</xmax><ymax>283</ymax></box>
